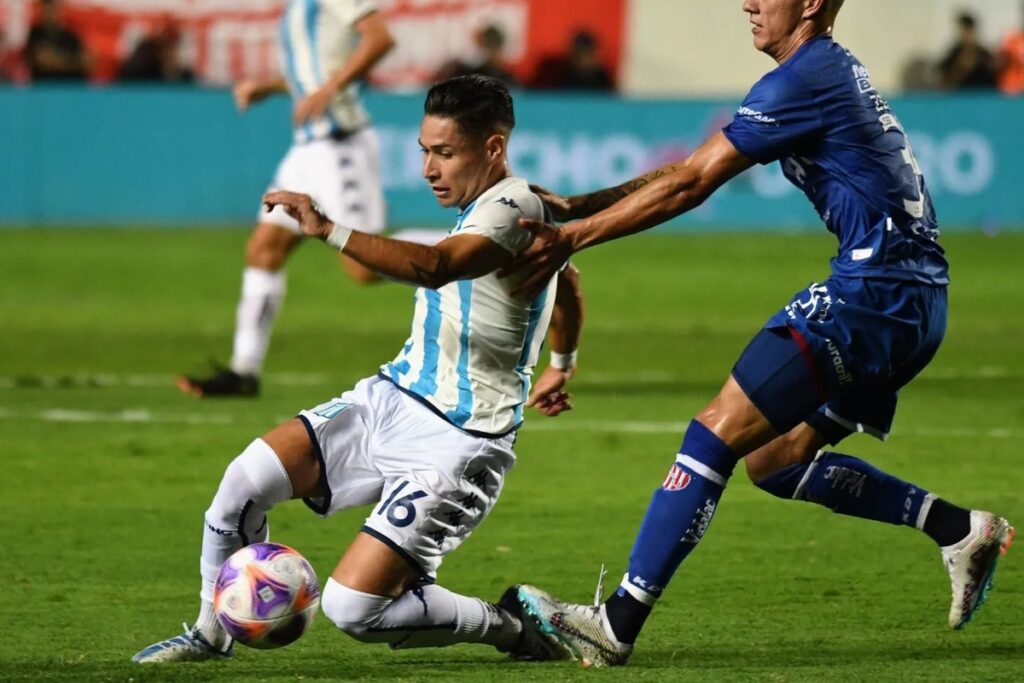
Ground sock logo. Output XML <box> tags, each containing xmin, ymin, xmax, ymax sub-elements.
<box><xmin>629</xmin><ymin>574</ymin><xmax>662</xmax><ymax>595</ymax></box>
<box><xmin>823</xmin><ymin>465</ymin><xmax>865</xmax><ymax>497</ymax></box>
<box><xmin>206</xmin><ymin>522</ymin><xmax>236</xmax><ymax>536</ymax></box>
<box><xmin>682</xmin><ymin>499</ymin><xmax>717</xmax><ymax>544</ymax></box>
<box><xmin>901</xmin><ymin>486</ymin><xmax>918</xmax><ymax>525</ymax></box>
<box><xmin>662</xmin><ymin>463</ymin><xmax>692</xmax><ymax>491</ymax></box>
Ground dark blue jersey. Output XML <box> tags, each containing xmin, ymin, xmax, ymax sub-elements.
<box><xmin>723</xmin><ymin>36</ymin><xmax>949</xmax><ymax>285</ymax></box>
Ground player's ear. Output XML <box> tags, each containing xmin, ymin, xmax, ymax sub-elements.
<box><xmin>484</xmin><ymin>132</ymin><xmax>506</xmax><ymax>163</ymax></box>
<box><xmin>802</xmin><ymin>0</ymin><xmax>829</xmax><ymax>20</ymax></box>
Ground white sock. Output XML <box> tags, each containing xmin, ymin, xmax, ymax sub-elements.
<box><xmin>230</xmin><ymin>267</ymin><xmax>286</xmax><ymax>376</ymax></box>
<box><xmin>196</xmin><ymin>439</ymin><xmax>292</xmax><ymax>648</ymax></box>
<box><xmin>321</xmin><ymin>578</ymin><xmax>520</xmax><ymax>650</ymax></box>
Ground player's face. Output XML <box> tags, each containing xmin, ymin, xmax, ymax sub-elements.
<box><xmin>419</xmin><ymin>115</ymin><xmax>501</xmax><ymax>210</ymax></box>
<box><xmin>743</xmin><ymin>0</ymin><xmax>806</xmax><ymax>57</ymax></box>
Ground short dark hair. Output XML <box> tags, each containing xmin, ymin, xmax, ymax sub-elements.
<box><xmin>958</xmin><ymin>13</ymin><xmax>977</xmax><ymax>30</ymax></box>
<box><xmin>424</xmin><ymin>75</ymin><xmax>515</xmax><ymax>140</ymax></box>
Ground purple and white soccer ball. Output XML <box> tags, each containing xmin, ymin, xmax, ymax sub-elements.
<box><xmin>213</xmin><ymin>542</ymin><xmax>320</xmax><ymax>649</ymax></box>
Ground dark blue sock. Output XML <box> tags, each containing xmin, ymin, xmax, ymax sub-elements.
<box><xmin>605</xmin><ymin>420</ymin><xmax>738</xmax><ymax>644</ymax></box>
<box><xmin>756</xmin><ymin>451</ymin><xmax>932</xmax><ymax>527</ymax></box>
<box><xmin>756</xmin><ymin>451</ymin><xmax>970</xmax><ymax>545</ymax></box>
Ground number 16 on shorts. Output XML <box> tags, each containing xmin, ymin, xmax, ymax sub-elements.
<box><xmin>376</xmin><ymin>481</ymin><xmax>426</xmax><ymax>528</ymax></box>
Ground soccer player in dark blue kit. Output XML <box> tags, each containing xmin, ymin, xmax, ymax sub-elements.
<box><xmin>499</xmin><ymin>0</ymin><xmax>1015</xmax><ymax>667</ymax></box>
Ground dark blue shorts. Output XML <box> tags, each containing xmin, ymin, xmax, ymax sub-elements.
<box><xmin>731</xmin><ymin>276</ymin><xmax>947</xmax><ymax>443</ymax></box>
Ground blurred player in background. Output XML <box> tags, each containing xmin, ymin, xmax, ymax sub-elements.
<box><xmin>180</xmin><ymin>0</ymin><xmax>410</xmax><ymax>397</ymax></box>
<box><xmin>501</xmin><ymin>0</ymin><xmax>1014</xmax><ymax>667</ymax></box>
<box><xmin>133</xmin><ymin>75</ymin><xmax>582</xmax><ymax>664</ymax></box>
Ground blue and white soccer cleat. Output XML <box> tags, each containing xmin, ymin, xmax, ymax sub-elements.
<box><xmin>515</xmin><ymin>585</ymin><xmax>632</xmax><ymax>668</ymax></box>
<box><xmin>131</xmin><ymin>623</ymin><xmax>233</xmax><ymax>663</ymax></box>
<box><xmin>943</xmin><ymin>510</ymin><xmax>1015</xmax><ymax>629</ymax></box>
<box><xmin>497</xmin><ymin>586</ymin><xmax>575</xmax><ymax>661</ymax></box>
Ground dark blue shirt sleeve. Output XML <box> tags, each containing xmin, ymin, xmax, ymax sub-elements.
<box><xmin>722</xmin><ymin>68</ymin><xmax>823</xmax><ymax>164</ymax></box>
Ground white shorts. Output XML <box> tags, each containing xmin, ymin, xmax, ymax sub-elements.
<box><xmin>297</xmin><ymin>375</ymin><xmax>517</xmax><ymax>579</ymax></box>
<box><xmin>259</xmin><ymin>128</ymin><xmax>385</xmax><ymax>235</ymax></box>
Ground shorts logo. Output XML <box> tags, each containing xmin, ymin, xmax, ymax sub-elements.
<box><xmin>826</xmin><ymin>338</ymin><xmax>853</xmax><ymax>386</ymax></box>
<box><xmin>662</xmin><ymin>463</ymin><xmax>692</xmax><ymax>491</ymax></box>
<box><xmin>313</xmin><ymin>401</ymin><xmax>352</xmax><ymax>419</ymax></box>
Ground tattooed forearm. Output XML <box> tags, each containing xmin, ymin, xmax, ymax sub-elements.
<box><xmin>573</xmin><ymin>164</ymin><xmax>679</xmax><ymax>218</ymax></box>
<box><xmin>409</xmin><ymin>250</ymin><xmax>451</xmax><ymax>289</ymax></box>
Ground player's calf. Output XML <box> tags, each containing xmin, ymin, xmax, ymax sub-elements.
<box><xmin>321</xmin><ymin>577</ymin><xmax>522</xmax><ymax>650</ymax></box>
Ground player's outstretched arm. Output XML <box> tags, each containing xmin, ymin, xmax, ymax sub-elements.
<box><xmin>263</xmin><ymin>191</ymin><xmax>511</xmax><ymax>289</ymax></box>
<box><xmin>294</xmin><ymin>11</ymin><xmax>396</xmax><ymax>124</ymax></box>
<box><xmin>503</xmin><ymin>133</ymin><xmax>755</xmax><ymax>298</ymax></box>
<box><xmin>528</xmin><ymin>264</ymin><xmax>584</xmax><ymax>417</ymax></box>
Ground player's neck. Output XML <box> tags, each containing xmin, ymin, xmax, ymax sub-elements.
<box><xmin>459</xmin><ymin>166</ymin><xmax>511</xmax><ymax>211</ymax></box>
<box><xmin>771</xmin><ymin>24</ymin><xmax>831</xmax><ymax>64</ymax></box>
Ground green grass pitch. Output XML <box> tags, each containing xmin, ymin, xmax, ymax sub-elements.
<box><xmin>1</xmin><ymin>228</ymin><xmax>1022</xmax><ymax>681</ymax></box>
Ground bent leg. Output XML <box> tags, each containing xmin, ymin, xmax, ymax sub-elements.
<box><xmin>321</xmin><ymin>531</ymin><xmax>521</xmax><ymax>651</ymax></box>
<box><xmin>229</xmin><ymin>224</ymin><xmax>301</xmax><ymax>377</ymax></box>
<box><xmin>196</xmin><ymin>419</ymin><xmax>320</xmax><ymax>647</ymax></box>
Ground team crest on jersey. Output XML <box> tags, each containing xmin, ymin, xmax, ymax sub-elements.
<box><xmin>662</xmin><ymin>463</ymin><xmax>692</xmax><ymax>491</ymax></box>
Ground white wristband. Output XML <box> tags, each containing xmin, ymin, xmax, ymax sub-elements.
<box><xmin>326</xmin><ymin>224</ymin><xmax>353</xmax><ymax>251</ymax></box>
<box><xmin>550</xmin><ymin>350</ymin><xmax>577</xmax><ymax>370</ymax></box>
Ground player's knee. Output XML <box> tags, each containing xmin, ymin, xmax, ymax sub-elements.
<box><xmin>320</xmin><ymin>578</ymin><xmax>390</xmax><ymax>642</ymax></box>
<box><xmin>744</xmin><ymin>430</ymin><xmax>819</xmax><ymax>485</ymax></box>
<box><xmin>206</xmin><ymin>440</ymin><xmax>292</xmax><ymax>529</ymax></box>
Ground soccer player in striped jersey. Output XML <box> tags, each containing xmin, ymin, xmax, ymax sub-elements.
<box><xmin>180</xmin><ymin>0</ymin><xmax>426</xmax><ymax>398</ymax></box>
<box><xmin>132</xmin><ymin>75</ymin><xmax>579</xmax><ymax>664</ymax></box>
<box><xmin>501</xmin><ymin>0</ymin><xmax>1013</xmax><ymax>668</ymax></box>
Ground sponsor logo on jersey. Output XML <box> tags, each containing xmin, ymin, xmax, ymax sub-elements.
<box><xmin>662</xmin><ymin>463</ymin><xmax>693</xmax><ymax>491</ymax></box>
<box><xmin>736</xmin><ymin>106</ymin><xmax>777</xmax><ymax>124</ymax></box>
<box><xmin>496</xmin><ymin>197</ymin><xmax>521</xmax><ymax>211</ymax></box>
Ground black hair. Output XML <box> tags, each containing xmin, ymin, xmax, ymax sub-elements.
<box><xmin>424</xmin><ymin>75</ymin><xmax>515</xmax><ymax>141</ymax></box>
<box><xmin>958</xmin><ymin>13</ymin><xmax>977</xmax><ymax>30</ymax></box>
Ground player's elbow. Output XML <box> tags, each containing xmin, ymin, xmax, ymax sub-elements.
<box><xmin>665</xmin><ymin>172</ymin><xmax>712</xmax><ymax>215</ymax></box>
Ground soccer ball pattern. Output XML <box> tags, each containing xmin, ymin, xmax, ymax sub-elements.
<box><xmin>213</xmin><ymin>542</ymin><xmax>320</xmax><ymax>649</ymax></box>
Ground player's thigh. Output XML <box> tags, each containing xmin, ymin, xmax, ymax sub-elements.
<box><xmin>731</xmin><ymin>326</ymin><xmax>826</xmax><ymax>425</ymax></box>
<box><xmin>296</xmin><ymin>378</ymin><xmax>391</xmax><ymax>517</ymax></box>
<box><xmin>361</xmin><ymin>387</ymin><xmax>516</xmax><ymax>583</ymax></box>
<box><xmin>259</xmin><ymin>418</ymin><xmax>322</xmax><ymax>499</ymax></box>
<box><xmin>245</xmin><ymin>223</ymin><xmax>303</xmax><ymax>269</ymax></box>
<box><xmin>331</xmin><ymin>531</ymin><xmax>422</xmax><ymax>598</ymax></box>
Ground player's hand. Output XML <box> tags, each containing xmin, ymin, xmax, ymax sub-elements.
<box><xmin>293</xmin><ymin>84</ymin><xmax>336</xmax><ymax>125</ymax></box>
<box><xmin>233</xmin><ymin>79</ymin><xmax>263</xmax><ymax>112</ymax></box>
<box><xmin>498</xmin><ymin>219</ymin><xmax>575</xmax><ymax>300</ymax></box>
<box><xmin>527</xmin><ymin>365</ymin><xmax>574</xmax><ymax>417</ymax></box>
<box><xmin>262</xmin><ymin>191</ymin><xmax>333</xmax><ymax>240</ymax></box>
<box><xmin>529</xmin><ymin>184</ymin><xmax>574</xmax><ymax>222</ymax></box>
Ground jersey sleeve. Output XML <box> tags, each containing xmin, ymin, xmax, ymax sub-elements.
<box><xmin>722</xmin><ymin>68</ymin><xmax>823</xmax><ymax>164</ymax></box>
<box><xmin>330</xmin><ymin>0</ymin><xmax>378</xmax><ymax>24</ymax></box>
<box><xmin>457</xmin><ymin>189</ymin><xmax>542</xmax><ymax>255</ymax></box>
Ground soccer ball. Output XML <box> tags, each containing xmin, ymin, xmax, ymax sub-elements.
<box><xmin>213</xmin><ymin>542</ymin><xmax>320</xmax><ymax>649</ymax></box>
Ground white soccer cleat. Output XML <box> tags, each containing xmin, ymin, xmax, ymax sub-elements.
<box><xmin>131</xmin><ymin>623</ymin><xmax>233</xmax><ymax>664</ymax></box>
<box><xmin>515</xmin><ymin>585</ymin><xmax>632</xmax><ymax>668</ymax></box>
<box><xmin>942</xmin><ymin>510</ymin><xmax>1015</xmax><ymax>629</ymax></box>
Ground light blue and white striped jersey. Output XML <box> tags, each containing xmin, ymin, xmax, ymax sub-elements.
<box><xmin>381</xmin><ymin>177</ymin><xmax>558</xmax><ymax>437</ymax></box>
<box><xmin>279</xmin><ymin>0</ymin><xmax>375</xmax><ymax>143</ymax></box>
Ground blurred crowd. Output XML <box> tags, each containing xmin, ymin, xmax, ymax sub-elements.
<box><xmin>3</xmin><ymin>1</ymin><xmax>1024</xmax><ymax>96</ymax></box>
<box><xmin>914</xmin><ymin>9</ymin><xmax>1024</xmax><ymax>93</ymax></box>
<box><xmin>0</xmin><ymin>0</ymin><xmax>615</xmax><ymax>91</ymax></box>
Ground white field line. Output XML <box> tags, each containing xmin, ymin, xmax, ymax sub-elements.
<box><xmin>0</xmin><ymin>407</ymin><xmax>1018</xmax><ymax>439</ymax></box>
<box><xmin>0</xmin><ymin>366</ymin><xmax>1015</xmax><ymax>390</ymax></box>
